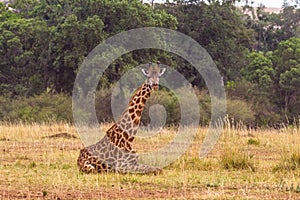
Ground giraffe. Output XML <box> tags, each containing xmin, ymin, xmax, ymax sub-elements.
<box><xmin>77</xmin><ymin>62</ymin><xmax>166</xmax><ymax>174</ymax></box>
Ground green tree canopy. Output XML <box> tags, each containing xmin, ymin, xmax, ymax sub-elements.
<box><xmin>0</xmin><ymin>16</ymin><xmax>50</xmax><ymax>96</ymax></box>
<box><xmin>272</xmin><ymin>37</ymin><xmax>300</xmax><ymax>117</ymax></box>
<box><xmin>0</xmin><ymin>0</ymin><xmax>177</xmax><ymax>95</ymax></box>
<box><xmin>158</xmin><ymin>1</ymin><xmax>254</xmax><ymax>84</ymax></box>
<box><xmin>241</xmin><ymin>52</ymin><xmax>274</xmax><ymax>88</ymax></box>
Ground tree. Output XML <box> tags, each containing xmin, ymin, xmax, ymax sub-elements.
<box><xmin>49</xmin><ymin>14</ymin><xmax>105</xmax><ymax>93</ymax></box>
<box><xmin>246</xmin><ymin>5</ymin><xmax>300</xmax><ymax>52</ymax></box>
<box><xmin>241</xmin><ymin>52</ymin><xmax>274</xmax><ymax>88</ymax></box>
<box><xmin>272</xmin><ymin>37</ymin><xmax>300</xmax><ymax>118</ymax></box>
<box><xmin>239</xmin><ymin>52</ymin><xmax>278</xmax><ymax>126</ymax></box>
<box><xmin>0</xmin><ymin>15</ymin><xmax>50</xmax><ymax>96</ymax></box>
<box><xmin>158</xmin><ymin>1</ymin><xmax>254</xmax><ymax>86</ymax></box>
<box><xmin>1</xmin><ymin>0</ymin><xmax>178</xmax><ymax>95</ymax></box>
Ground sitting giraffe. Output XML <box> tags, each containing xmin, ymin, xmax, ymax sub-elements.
<box><xmin>77</xmin><ymin>62</ymin><xmax>166</xmax><ymax>174</ymax></box>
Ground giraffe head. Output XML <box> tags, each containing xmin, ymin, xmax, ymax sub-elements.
<box><xmin>142</xmin><ymin>62</ymin><xmax>166</xmax><ymax>90</ymax></box>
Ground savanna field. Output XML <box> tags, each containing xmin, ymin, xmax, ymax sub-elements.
<box><xmin>1</xmin><ymin>0</ymin><xmax>300</xmax><ymax>199</ymax></box>
<box><xmin>1</xmin><ymin>122</ymin><xmax>300</xmax><ymax>199</ymax></box>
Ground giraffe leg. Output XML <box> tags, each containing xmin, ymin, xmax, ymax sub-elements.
<box><xmin>113</xmin><ymin>152</ymin><xmax>162</xmax><ymax>175</ymax></box>
<box><xmin>115</xmin><ymin>162</ymin><xmax>162</xmax><ymax>175</ymax></box>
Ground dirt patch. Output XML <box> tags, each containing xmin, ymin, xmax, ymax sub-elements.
<box><xmin>1</xmin><ymin>185</ymin><xmax>299</xmax><ymax>200</ymax></box>
<box><xmin>43</xmin><ymin>132</ymin><xmax>77</xmax><ymax>139</ymax></box>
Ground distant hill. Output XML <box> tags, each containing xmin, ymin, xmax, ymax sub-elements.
<box><xmin>239</xmin><ymin>7</ymin><xmax>282</xmax><ymax>19</ymax></box>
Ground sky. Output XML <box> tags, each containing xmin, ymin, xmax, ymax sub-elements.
<box><xmin>145</xmin><ymin>0</ymin><xmax>293</xmax><ymax>8</ymax></box>
<box><xmin>236</xmin><ymin>0</ymin><xmax>286</xmax><ymax>8</ymax></box>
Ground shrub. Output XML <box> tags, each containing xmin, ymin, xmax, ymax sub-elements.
<box><xmin>226</xmin><ymin>99</ymin><xmax>256</xmax><ymax>126</ymax></box>
<box><xmin>0</xmin><ymin>93</ymin><xmax>72</xmax><ymax>123</ymax></box>
<box><xmin>95</xmin><ymin>87</ymin><xmax>114</xmax><ymax>122</ymax></box>
<box><xmin>274</xmin><ymin>152</ymin><xmax>300</xmax><ymax>171</ymax></box>
<box><xmin>220</xmin><ymin>149</ymin><xmax>256</xmax><ymax>171</ymax></box>
<box><xmin>247</xmin><ymin>138</ymin><xmax>260</xmax><ymax>145</ymax></box>
<box><xmin>95</xmin><ymin>86</ymin><xmax>182</xmax><ymax>125</ymax></box>
<box><xmin>143</xmin><ymin>88</ymin><xmax>180</xmax><ymax>125</ymax></box>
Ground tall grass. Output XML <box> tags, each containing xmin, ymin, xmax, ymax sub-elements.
<box><xmin>1</xmin><ymin>122</ymin><xmax>300</xmax><ymax>198</ymax></box>
<box><xmin>219</xmin><ymin>148</ymin><xmax>256</xmax><ymax>171</ymax></box>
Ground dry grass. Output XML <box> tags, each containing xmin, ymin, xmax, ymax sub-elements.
<box><xmin>1</xmin><ymin>122</ymin><xmax>300</xmax><ymax>199</ymax></box>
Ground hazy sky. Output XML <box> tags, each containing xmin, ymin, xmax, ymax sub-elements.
<box><xmin>237</xmin><ymin>0</ymin><xmax>286</xmax><ymax>8</ymax></box>
<box><xmin>145</xmin><ymin>0</ymin><xmax>291</xmax><ymax>8</ymax></box>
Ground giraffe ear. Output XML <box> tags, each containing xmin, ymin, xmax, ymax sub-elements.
<box><xmin>141</xmin><ymin>69</ymin><xmax>149</xmax><ymax>77</ymax></box>
<box><xmin>159</xmin><ymin>68</ymin><xmax>166</xmax><ymax>76</ymax></box>
<box><xmin>142</xmin><ymin>62</ymin><xmax>153</xmax><ymax>77</ymax></box>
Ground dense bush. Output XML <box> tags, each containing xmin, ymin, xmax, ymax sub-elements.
<box><xmin>91</xmin><ymin>86</ymin><xmax>258</xmax><ymax>126</ymax></box>
<box><xmin>0</xmin><ymin>93</ymin><xmax>72</xmax><ymax>123</ymax></box>
<box><xmin>0</xmin><ymin>87</ymin><xmax>259</xmax><ymax>126</ymax></box>
<box><xmin>226</xmin><ymin>99</ymin><xmax>255</xmax><ymax>126</ymax></box>
<box><xmin>95</xmin><ymin>87</ymin><xmax>181</xmax><ymax>125</ymax></box>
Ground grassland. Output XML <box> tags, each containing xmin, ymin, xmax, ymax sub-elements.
<box><xmin>1</xmin><ymin>122</ymin><xmax>300</xmax><ymax>199</ymax></box>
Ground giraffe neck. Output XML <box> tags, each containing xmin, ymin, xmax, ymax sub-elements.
<box><xmin>105</xmin><ymin>83</ymin><xmax>153</xmax><ymax>151</ymax></box>
<box><xmin>125</xmin><ymin>83</ymin><xmax>152</xmax><ymax>127</ymax></box>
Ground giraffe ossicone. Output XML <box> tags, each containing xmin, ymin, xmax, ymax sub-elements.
<box><xmin>77</xmin><ymin>62</ymin><xmax>166</xmax><ymax>174</ymax></box>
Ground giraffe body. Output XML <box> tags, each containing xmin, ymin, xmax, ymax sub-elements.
<box><xmin>77</xmin><ymin>62</ymin><xmax>165</xmax><ymax>174</ymax></box>
<box><xmin>77</xmin><ymin>136</ymin><xmax>160</xmax><ymax>174</ymax></box>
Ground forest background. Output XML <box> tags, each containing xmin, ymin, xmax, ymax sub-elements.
<box><xmin>1</xmin><ymin>0</ymin><xmax>300</xmax><ymax>127</ymax></box>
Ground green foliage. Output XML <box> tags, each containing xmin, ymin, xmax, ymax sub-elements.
<box><xmin>220</xmin><ymin>149</ymin><xmax>256</xmax><ymax>171</ymax></box>
<box><xmin>0</xmin><ymin>0</ymin><xmax>300</xmax><ymax>126</ymax></box>
<box><xmin>159</xmin><ymin>2</ymin><xmax>255</xmax><ymax>82</ymax></box>
<box><xmin>198</xmin><ymin>89</ymin><xmax>256</xmax><ymax>126</ymax></box>
<box><xmin>274</xmin><ymin>152</ymin><xmax>300</xmax><ymax>171</ymax></box>
<box><xmin>247</xmin><ymin>5</ymin><xmax>300</xmax><ymax>52</ymax></box>
<box><xmin>226</xmin><ymin>99</ymin><xmax>256</xmax><ymax>125</ymax></box>
<box><xmin>197</xmin><ymin>90</ymin><xmax>212</xmax><ymax>125</ymax></box>
<box><xmin>95</xmin><ymin>87</ymin><xmax>114</xmax><ymax>122</ymax></box>
<box><xmin>0</xmin><ymin>93</ymin><xmax>72</xmax><ymax>123</ymax></box>
<box><xmin>241</xmin><ymin>52</ymin><xmax>274</xmax><ymax>87</ymax></box>
<box><xmin>49</xmin><ymin>14</ymin><xmax>105</xmax><ymax>93</ymax></box>
<box><xmin>247</xmin><ymin>138</ymin><xmax>260</xmax><ymax>145</ymax></box>
<box><xmin>272</xmin><ymin>37</ymin><xmax>300</xmax><ymax>119</ymax></box>
<box><xmin>279</xmin><ymin>65</ymin><xmax>300</xmax><ymax>91</ymax></box>
<box><xmin>0</xmin><ymin>0</ymin><xmax>177</xmax><ymax>96</ymax></box>
<box><xmin>94</xmin><ymin>86</ymin><xmax>182</xmax><ymax>125</ymax></box>
<box><xmin>143</xmin><ymin>88</ymin><xmax>181</xmax><ymax>125</ymax></box>
<box><xmin>0</xmin><ymin>16</ymin><xmax>50</xmax><ymax>96</ymax></box>
<box><xmin>238</xmin><ymin>37</ymin><xmax>300</xmax><ymax>125</ymax></box>
<box><xmin>94</xmin><ymin>85</ymin><xmax>256</xmax><ymax>126</ymax></box>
